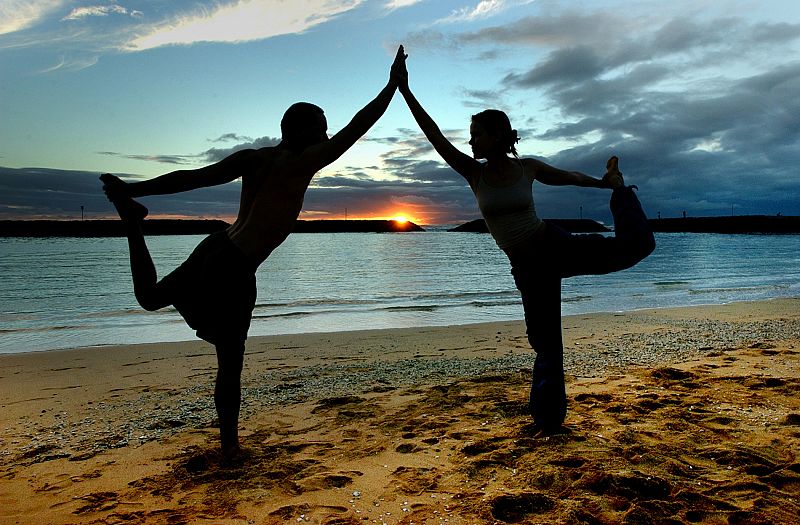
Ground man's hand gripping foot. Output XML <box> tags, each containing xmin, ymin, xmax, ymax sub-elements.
<box><xmin>100</xmin><ymin>173</ymin><xmax>148</xmax><ymax>223</ymax></box>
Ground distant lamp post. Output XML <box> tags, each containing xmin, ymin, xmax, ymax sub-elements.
<box><xmin>81</xmin><ymin>206</ymin><xmax>85</xmax><ymax>221</ymax></box>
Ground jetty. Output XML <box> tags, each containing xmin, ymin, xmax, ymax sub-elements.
<box><xmin>0</xmin><ymin>219</ymin><xmax>424</xmax><ymax>237</ymax></box>
<box><xmin>449</xmin><ymin>218</ymin><xmax>610</xmax><ymax>233</ymax></box>
<box><xmin>450</xmin><ymin>216</ymin><xmax>800</xmax><ymax>234</ymax></box>
<box><xmin>648</xmin><ymin>215</ymin><xmax>800</xmax><ymax>234</ymax></box>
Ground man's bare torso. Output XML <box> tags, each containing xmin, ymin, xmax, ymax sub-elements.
<box><xmin>226</xmin><ymin>146</ymin><xmax>317</xmax><ymax>265</ymax></box>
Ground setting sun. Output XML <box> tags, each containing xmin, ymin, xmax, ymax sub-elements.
<box><xmin>391</xmin><ymin>215</ymin><xmax>409</xmax><ymax>224</ymax></box>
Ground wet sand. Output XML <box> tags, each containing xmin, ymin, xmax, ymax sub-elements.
<box><xmin>1</xmin><ymin>298</ymin><xmax>799</xmax><ymax>524</ymax></box>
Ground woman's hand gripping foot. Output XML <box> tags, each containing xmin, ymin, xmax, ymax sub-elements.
<box><xmin>602</xmin><ymin>156</ymin><xmax>625</xmax><ymax>189</ymax></box>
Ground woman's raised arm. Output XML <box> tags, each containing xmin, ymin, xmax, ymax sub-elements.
<box><xmin>396</xmin><ymin>50</ymin><xmax>481</xmax><ymax>187</ymax></box>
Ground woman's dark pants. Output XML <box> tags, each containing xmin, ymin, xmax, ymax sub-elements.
<box><xmin>509</xmin><ymin>187</ymin><xmax>655</xmax><ymax>431</ymax></box>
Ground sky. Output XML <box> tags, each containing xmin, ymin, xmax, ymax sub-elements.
<box><xmin>1</xmin><ymin>0</ymin><xmax>799</xmax><ymax>225</ymax></box>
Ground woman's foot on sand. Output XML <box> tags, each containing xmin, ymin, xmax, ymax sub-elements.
<box><xmin>100</xmin><ymin>174</ymin><xmax>148</xmax><ymax>223</ymax></box>
<box><xmin>602</xmin><ymin>156</ymin><xmax>625</xmax><ymax>189</ymax></box>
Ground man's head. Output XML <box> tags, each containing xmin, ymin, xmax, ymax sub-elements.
<box><xmin>281</xmin><ymin>102</ymin><xmax>328</xmax><ymax>153</ymax></box>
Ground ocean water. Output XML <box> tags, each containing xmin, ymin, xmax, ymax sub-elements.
<box><xmin>0</xmin><ymin>231</ymin><xmax>798</xmax><ymax>354</ymax></box>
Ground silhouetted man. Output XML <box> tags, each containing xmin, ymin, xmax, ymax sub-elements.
<box><xmin>102</xmin><ymin>47</ymin><xmax>407</xmax><ymax>459</ymax></box>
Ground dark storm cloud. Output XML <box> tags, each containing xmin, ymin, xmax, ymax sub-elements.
<box><xmin>0</xmin><ymin>142</ymin><xmax>481</xmax><ymax>225</ymax></box>
<box><xmin>202</xmin><ymin>136</ymin><xmax>281</xmax><ymax>162</ymax></box>
<box><xmin>449</xmin><ymin>10</ymin><xmax>800</xmax><ymax>219</ymax></box>
<box><xmin>6</xmin><ymin>6</ymin><xmax>799</xmax><ymax>224</ymax></box>
<box><xmin>296</xmin><ymin>130</ymin><xmax>482</xmax><ymax>224</ymax></box>
<box><xmin>97</xmin><ymin>151</ymin><xmax>198</xmax><ymax>165</ymax></box>
<box><xmin>0</xmin><ymin>167</ymin><xmax>114</xmax><ymax>219</ymax></box>
<box><xmin>0</xmin><ymin>166</ymin><xmax>242</xmax><ymax>220</ymax></box>
<box><xmin>95</xmin><ymin>135</ymin><xmax>282</xmax><ymax>168</ymax></box>
<box><xmin>303</xmin><ymin>173</ymin><xmax>478</xmax><ymax>224</ymax></box>
<box><xmin>210</xmin><ymin>133</ymin><xmax>253</xmax><ymax>143</ymax></box>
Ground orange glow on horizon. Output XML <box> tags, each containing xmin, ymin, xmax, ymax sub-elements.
<box><xmin>302</xmin><ymin>209</ymin><xmax>429</xmax><ymax>224</ymax></box>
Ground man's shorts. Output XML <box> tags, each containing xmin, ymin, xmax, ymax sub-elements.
<box><xmin>160</xmin><ymin>231</ymin><xmax>257</xmax><ymax>346</ymax></box>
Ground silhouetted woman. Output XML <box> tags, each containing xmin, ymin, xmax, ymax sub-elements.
<box><xmin>394</xmin><ymin>50</ymin><xmax>655</xmax><ymax>433</ymax></box>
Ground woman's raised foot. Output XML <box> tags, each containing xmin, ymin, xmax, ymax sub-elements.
<box><xmin>602</xmin><ymin>156</ymin><xmax>625</xmax><ymax>189</ymax></box>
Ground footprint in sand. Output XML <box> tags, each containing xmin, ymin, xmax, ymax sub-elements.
<box><xmin>392</xmin><ymin>466</ymin><xmax>440</xmax><ymax>495</ymax></box>
<box><xmin>651</xmin><ymin>367</ymin><xmax>699</xmax><ymax>386</ymax></box>
<box><xmin>461</xmin><ymin>439</ymin><xmax>502</xmax><ymax>456</ymax></box>
<box><xmin>783</xmin><ymin>413</ymin><xmax>800</xmax><ymax>426</ymax></box>
<box><xmin>698</xmin><ymin>445</ymin><xmax>782</xmax><ymax>476</ymax></box>
<box><xmin>297</xmin><ymin>471</ymin><xmax>362</xmax><ymax>491</ymax></box>
<box><xmin>311</xmin><ymin>395</ymin><xmax>378</xmax><ymax>421</ymax></box>
<box><xmin>490</xmin><ymin>492</ymin><xmax>555</xmax><ymax>523</ymax></box>
<box><xmin>73</xmin><ymin>491</ymin><xmax>119</xmax><ymax>515</ymax></box>
<box><xmin>312</xmin><ymin>395</ymin><xmax>365</xmax><ymax>410</ymax></box>
<box><xmin>268</xmin><ymin>504</ymin><xmax>351</xmax><ymax>522</ymax></box>
<box><xmin>576</xmin><ymin>470</ymin><xmax>671</xmax><ymax>500</ymax></box>
<box><xmin>395</xmin><ymin>443</ymin><xmax>418</xmax><ymax>453</ymax></box>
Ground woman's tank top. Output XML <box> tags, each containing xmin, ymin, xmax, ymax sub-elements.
<box><xmin>473</xmin><ymin>162</ymin><xmax>545</xmax><ymax>250</ymax></box>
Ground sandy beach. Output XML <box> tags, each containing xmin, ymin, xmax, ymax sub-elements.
<box><xmin>1</xmin><ymin>298</ymin><xmax>799</xmax><ymax>524</ymax></box>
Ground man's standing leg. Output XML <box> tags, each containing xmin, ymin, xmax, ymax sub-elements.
<box><xmin>214</xmin><ymin>341</ymin><xmax>246</xmax><ymax>459</ymax></box>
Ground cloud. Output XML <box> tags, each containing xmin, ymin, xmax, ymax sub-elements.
<box><xmin>211</xmin><ymin>133</ymin><xmax>254</xmax><ymax>143</ymax></box>
<box><xmin>1</xmin><ymin>0</ymin><xmax>368</xmax><ymax>72</ymax></box>
<box><xmin>62</xmin><ymin>5</ymin><xmax>131</xmax><ymax>21</ymax></box>
<box><xmin>94</xmin><ymin>135</ymin><xmax>282</xmax><ymax>166</ymax></box>
<box><xmin>305</xmin><ymin>161</ymin><xmax>479</xmax><ymax>223</ymax></box>
<box><xmin>97</xmin><ymin>151</ymin><xmax>200</xmax><ymax>166</ymax></box>
<box><xmin>458</xmin><ymin>10</ymin><xmax>611</xmax><ymax>46</ymax></box>
<box><xmin>0</xmin><ymin>166</ymin><xmax>242</xmax><ymax>220</ymax></box>
<box><xmin>0</xmin><ymin>161</ymin><xmax>479</xmax><ymax>224</ymax></box>
<box><xmin>36</xmin><ymin>54</ymin><xmax>100</xmax><ymax>73</ymax></box>
<box><xmin>525</xmin><ymin>55</ymin><xmax>800</xmax><ymax>218</ymax></box>
<box><xmin>0</xmin><ymin>125</ymin><xmax>484</xmax><ymax>224</ymax></box>
<box><xmin>425</xmin><ymin>7</ymin><xmax>799</xmax><ymax>218</ymax></box>
<box><xmin>437</xmin><ymin>0</ymin><xmax>534</xmax><ymax>24</ymax></box>
<box><xmin>126</xmin><ymin>0</ymin><xmax>365</xmax><ymax>51</ymax></box>
<box><xmin>0</xmin><ymin>0</ymin><xmax>63</xmax><ymax>35</ymax></box>
<box><xmin>6</xmin><ymin>2</ymin><xmax>800</xmax><ymax>226</ymax></box>
<box><xmin>384</xmin><ymin>0</ymin><xmax>425</xmax><ymax>10</ymax></box>
<box><xmin>202</xmin><ymin>136</ymin><xmax>281</xmax><ymax>162</ymax></box>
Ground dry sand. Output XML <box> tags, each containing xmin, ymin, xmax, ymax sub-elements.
<box><xmin>1</xmin><ymin>298</ymin><xmax>799</xmax><ymax>524</ymax></box>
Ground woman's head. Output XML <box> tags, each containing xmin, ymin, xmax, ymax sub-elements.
<box><xmin>469</xmin><ymin>109</ymin><xmax>519</xmax><ymax>159</ymax></box>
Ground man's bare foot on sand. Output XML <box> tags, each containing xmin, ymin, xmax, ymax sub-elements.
<box><xmin>100</xmin><ymin>173</ymin><xmax>148</xmax><ymax>223</ymax></box>
<box><xmin>602</xmin><ymin>156</ymin><xmax>625</xmax><ymax>189</ymax></box>
<box><xmin>526</xmin><ymin>421</ymin><xmax>568</xmax><ymax>438</ymax></box>
<box><xmin>221</xmin><ymin>444</ymin><xmax>251</xmax><ymax>467</ymax></box>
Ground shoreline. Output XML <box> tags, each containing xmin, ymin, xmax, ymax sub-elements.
<box><xmin>5</xmin><ymin>295</ymin><xmax>799</xmax><ymax>357</ymax></box>
<box><xmin>1</xmin><ymin>298</ymin><xmax>799</xmax><ymax>524</ymax></box>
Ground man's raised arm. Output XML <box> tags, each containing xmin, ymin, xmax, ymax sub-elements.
<box><xmin>303</xmin><ymin>46</ymin><xmax>406</xmax><ymax>172</ymax></box>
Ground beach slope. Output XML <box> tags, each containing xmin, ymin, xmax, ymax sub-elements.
<box><xmin>1</xmin><ymin>299</ymin><xmax>799</xmax><ymax>524</ymax></box>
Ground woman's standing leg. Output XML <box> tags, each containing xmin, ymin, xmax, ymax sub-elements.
<box><xmin>511</xmin><ymin>259</ymin><xmax>567</xmax><ymax>432</ymax></box>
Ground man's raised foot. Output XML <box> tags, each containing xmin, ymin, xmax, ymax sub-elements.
<box><xmin>100</xmin><ymin>173</ymin><xmax>148</xmax><ymax>223</ymax></box>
